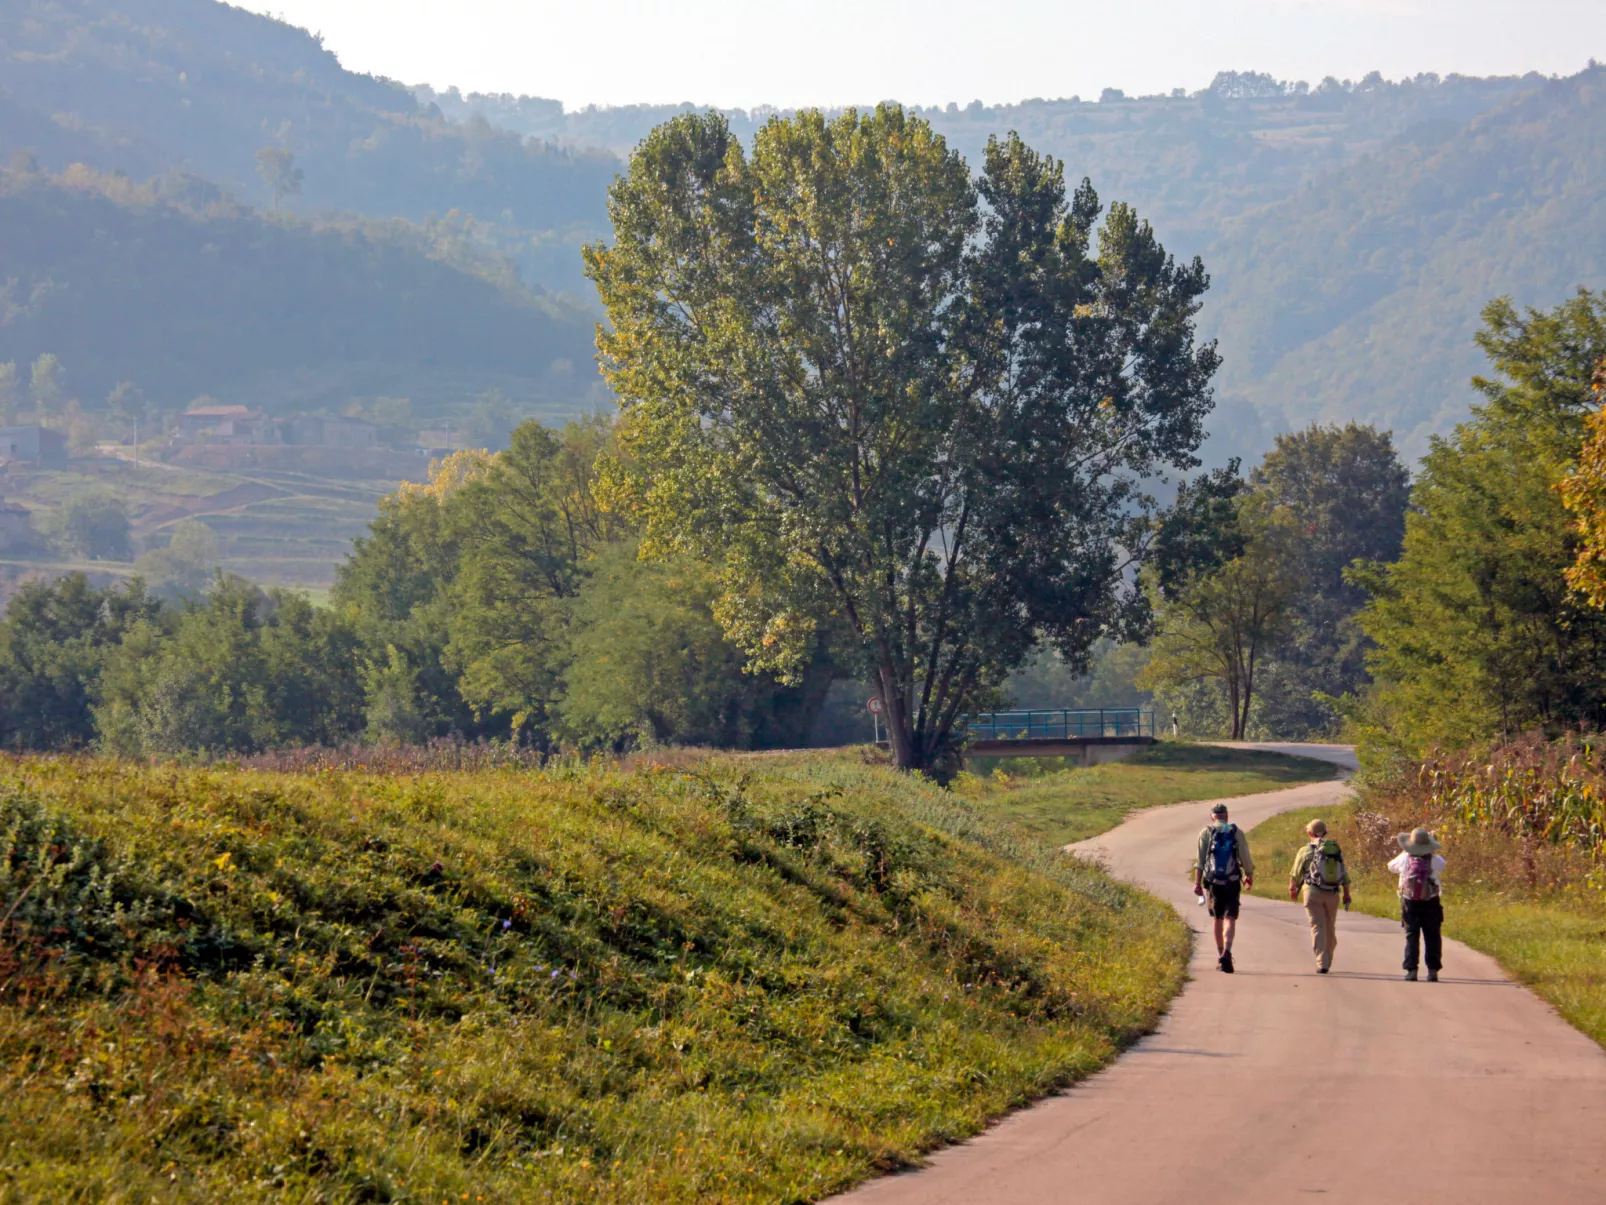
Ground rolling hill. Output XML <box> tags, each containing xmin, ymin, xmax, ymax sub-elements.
<box><xmin>0</xmin><ymin>161</ymin><xmax>601</xmax><ymax>414</ymax></box>
<box><xmin>1201</xmin><ymin>66</ymin><xmax>1606</xmax><ymax>455</ymax></box>
<box><xmin>0</xmin><ymin>0</ymin><xmax>619</xmax><ymax>298</ymax></box>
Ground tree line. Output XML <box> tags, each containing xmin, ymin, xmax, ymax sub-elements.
<box><xmin>0</xmin><ymin>420</ymin><xmax>830</xmax><ymax>758</ymax></box>
<box><xmin>4</xmin><ymin>100</ymin><xmax>1601</xmax><ymax>774</ymax></box>
<box><xmin>1144</xmin><ymin>288</ymin><xmax>1606</xmax><ymax>762</ymax></box>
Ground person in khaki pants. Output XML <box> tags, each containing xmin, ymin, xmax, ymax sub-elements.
<box><xmin>1288</xmin><ymin>819</ymin><xmax>1351</xmax><ymax>973</ymax></box>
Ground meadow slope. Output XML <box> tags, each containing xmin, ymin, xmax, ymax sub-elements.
<box><xmin>0</xmin><ymin>751</ymin><xmax>1186</xmax><ymax>1203</ymax></box>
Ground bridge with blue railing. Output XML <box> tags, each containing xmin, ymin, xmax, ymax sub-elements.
<box><xmin>961</xmin><ymin>707</ymin><xmax>1159</xmax><ymax>761</ymax></box>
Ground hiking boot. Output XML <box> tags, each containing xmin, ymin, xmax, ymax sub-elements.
<box><xmin>1404</xmin><ymin>970</ymin><xmax>1418</xmax><ymax>981</ymax></box>
<box><xmin>1220</xmin><ymin>950</ymin><xmax>1234</xmax><ymax>974</ymax></box>
<box><xmin>1427</xmin><ymin>969</ymin><xmax>1439</xmax><ymax>982</ymax></box>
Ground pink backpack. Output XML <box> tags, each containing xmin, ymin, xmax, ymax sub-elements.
<box><xmin>1402</xmin><ymin>854</ymin><xmax>1439</xmax><ymax>901</ymax></box>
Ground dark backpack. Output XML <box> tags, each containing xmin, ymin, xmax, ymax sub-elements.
<box><xmin>1207</xmin><ymin>824</ymin><xmax>1240</xmax><ymax>884</ymax></box>
<box><xmin>1303</xmin><ymin>838</ymin><xmax>1345</xmax><ymax>892</ymax></box>
<box><xmin>1402</xmin><ymin>853</ymin><xmax>1439</xmax><ymax>901</ymax></box>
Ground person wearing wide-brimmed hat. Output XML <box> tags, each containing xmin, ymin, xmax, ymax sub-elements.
<box><xmin>1388</xmin><ymin>827</ymin><xmax>1446</xmax><ymax>982</ymax></box>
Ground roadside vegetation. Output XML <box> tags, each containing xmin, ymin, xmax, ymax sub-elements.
<box><xmin>1247</xmin><ymin>738</ymin><xmax>1606</xmax><ymax>1048</ymax></box>
<box><xmin>1169</xmin><ymin>291</ymin><xmax>1606</xmax><ymax>1051</ymax></box>
<box><xmin>0</xmin><ymin>750</ymin><xmax>1187</xmax><ymax>1202</ymax></box>
<box><xmin>962</xmin><ymin>743</ymin><xmax>1337</xmax><ymax>847</ymax></box>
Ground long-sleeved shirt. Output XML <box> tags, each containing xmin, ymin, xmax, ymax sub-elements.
<box><xmin>1387</xmin><ymin>851</ymin><xmax>1447</xmax><ymax>898</ymax></box>
<box><xmin>1195</xmin><ymin>823</ymin><xmax>1254</xmax><ymax>881</ymax></box>
<box><xmin>1290</xmin><ymin>840</ymin><xmax>1351</xmax><ymax>888</ymax></box>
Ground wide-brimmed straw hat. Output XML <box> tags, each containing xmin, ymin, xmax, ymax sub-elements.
<box><xmin>1397</xmin><ymin>827</ymin><xmax>1441</xmax><ymax>856</ymax></box>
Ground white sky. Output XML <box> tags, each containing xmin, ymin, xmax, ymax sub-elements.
<box><xmin>240</xmin><ymin>0</ymin><xmax>1606</xmax><ymax>110</ymax></box>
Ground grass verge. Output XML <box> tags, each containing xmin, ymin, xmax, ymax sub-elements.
<box><xmin>958</xmin><ymin>741</ymin><xmax>1339</xmax><ymax>847</ymax></box>
<box><xmin>1247</xmin><ymin>803</ymin><xmax>1606</xmax><ymax>1048</ymax></box>
<box><xmin>0</xmin><ymin>750</ymin><xmax>1187</xmax><ymax>1203</ymax></box>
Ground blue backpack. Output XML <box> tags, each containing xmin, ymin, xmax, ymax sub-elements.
<box><xmin>1207</xmin><ymin>824</ymin><xmax>1241</xmax><ymax>884</ymax></box>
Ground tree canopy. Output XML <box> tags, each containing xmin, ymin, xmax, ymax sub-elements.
<box><xmin>586</xmin><ymin>105</ymin><xmax>1218</xmax><ymax>771</ymax></box>
<box><xmin>1356</xmin><ymin>292</ymin><xmax>1606</xmax><ymax>759</ymax></box>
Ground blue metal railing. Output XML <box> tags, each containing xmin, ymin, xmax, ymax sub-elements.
<box><xmin>963</xmin><ymin>707</ymin><xmax>1155</xmax><ymax>742</ymax></box>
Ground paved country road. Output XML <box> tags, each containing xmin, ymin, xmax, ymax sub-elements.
<box><xmin>835</xmin><ymin>744</ymin><xmax>1606</xmax><ymax>1204</ymax></box>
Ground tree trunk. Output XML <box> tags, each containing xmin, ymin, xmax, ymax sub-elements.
<box><xmin>875</xmin><ymin>658</ymin><xmax>918</xmax><ymax>770</ymax></box>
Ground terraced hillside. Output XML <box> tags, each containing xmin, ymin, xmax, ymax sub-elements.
<box><xmin>0</xmin><ymin>451</ymin><xmax>410</xmax><ymax>596</ymax></box>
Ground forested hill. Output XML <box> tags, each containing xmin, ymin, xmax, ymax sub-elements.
<box><xmin>4</xmin><ymin>0</ymin><xmax>1603</xmax><ymax>456</ymax></box>
<box><xmin>426</xmin><ymin>67</ymin><xmax>1592</xmax><ymax>457</ymax></box>
<box><xmin>1201</xmin><ymin>67</ymin><xmax>1606</xmax><ymax>454</ymax></box>
<box><xmin>0</xmin><ymin>163</ymin><xmax>601</xmax><ymax>412</ymax></box>
<box><xmin>0</xmin><ymin>0</ymin><xmax>619</xmax><ymax>296</ymax></box>
<box><xmin>427</xmin><ymin>71</ymin><xmax>1541</xmax><ymax>262</ymax></box>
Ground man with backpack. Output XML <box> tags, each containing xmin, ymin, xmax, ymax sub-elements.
<box><xmin>1193</xmin><ymin>802</ymin><xmax>1254</xmax><ymax>973</ymax></box>
<box><xmin>1287</xmin><ymin>818</ymin><xmax>1351</xmax><ymax>974</ymax></box>
<box><xmin>1387</xmin><ymin>827</ymin><xmax>1446</xmax><ymax>982</ymax></box>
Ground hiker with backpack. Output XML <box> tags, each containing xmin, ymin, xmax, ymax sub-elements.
<box><xmin>1287</xmin><ymin>819</ymin><xmax>1351</xmax><ymax>974</ymax></box>
<box><xmin>1193</xmin><ymin>802</ymin><xmax>1254</xmax><ymax>973</ymax></box>
<box><xmin>1388</xmin><ymin>827</ymin><xmax>1446</xmax><ymax>982</ymax></box>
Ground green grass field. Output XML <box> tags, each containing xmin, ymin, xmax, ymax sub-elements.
<box><xmin>1247</xmin><ymin>804</ymin><xmax>1606</xmax><ymax>1049</ymax></box>
<box><xmin>0</xmin><ymin>750</ymin><xmax>1190</xmax><ymax>1203</ymax></box>
<box><xmin>959</xmin><ymin>742</ymin><xmax>1339</xmax><ymax>848</ymax></box>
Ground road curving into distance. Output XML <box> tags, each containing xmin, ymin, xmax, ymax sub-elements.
<box><xmin>834</xmin><ymin>743</ymin><xmax>1606</xmax><ymax>1204</ymax></box>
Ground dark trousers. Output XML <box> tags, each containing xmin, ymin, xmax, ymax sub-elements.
<box><xmin>1401</xmin><ymin>897</ymin><xmax>1444</xmax><ymax>972</ymax></box>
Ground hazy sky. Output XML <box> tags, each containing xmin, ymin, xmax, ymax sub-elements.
<box><xmin>240</xmin><ymin>0</ymin><xmax>1606</xmax><ymax>109</ymax></box>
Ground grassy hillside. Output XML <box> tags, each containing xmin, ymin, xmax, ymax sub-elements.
<box><xmin>962</xmin><ymin>743</ymin><xmax>1339</xmax><ymax>848</ymax></box>
<box><xmin>1247</xmin><ymin>803</ymin><xmax>1606</xmax><ymax>1049</ymax></box>
<box><xmin>0</xmin><ymin>750</ymin><xmax>1187</xmax><ymax>1201</ymax></box>
<box><xmin>0</xmin><ymin>452</ymin><xmax>406</xmax><ymax>592</ymax></box>
<box><xmin>0</xmin><ymin>0</ymin><xmax>618</xmax><ymax>295</ymax></box>
<box><xmin>0</xmin><ymin>163</ymin><xmax>602</xmax><ymax>412</ymax></box>
<box><xmin>1205</xmin><ymin>66</ymin><xmax>1606</xmax><ymax>457</ymax></box>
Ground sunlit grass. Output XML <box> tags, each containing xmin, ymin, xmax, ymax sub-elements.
<box><xmin>958</xmin><ymin>741</ymin><xmax>1338</xmax><ymax>847</ymax></box>
<box><xmin>0</xmin><ymin>750</ymin><xmax>1188</xmax><ymax>1202</ymax></box>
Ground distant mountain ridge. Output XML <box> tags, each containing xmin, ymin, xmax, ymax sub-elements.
<box><xmin>0</xmin><ymin>0</ymin><xmax>618</xmax><ymax>296</ymax></box>
<box><xmin>0</xmin><ymin>162</ymin><xmax>601</xmax><ymax>415</ymax></box>
<box><xmin>2</xmin><ymin>0</ymin><xmax>1603</xmax><ymax>458</ymax></box>
<box><xmin>421</xmin><ymin>71</ymin><xmax>1542</xmax><ymax>261</ymax></box>
<box><xmin>1202</xmin><ymin>66</ymin><xmax>1606</xmax><ymax>454</ymax></box>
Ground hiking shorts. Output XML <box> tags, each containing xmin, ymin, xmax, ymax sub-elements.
<box><xmin>1206</xmin><ymin>880</ymin><xmax>1241</xmax><ymax>919</ymax></box>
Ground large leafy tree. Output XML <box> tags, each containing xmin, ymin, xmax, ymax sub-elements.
<box><xmin>1357</xmin><ymin>292</ymin><xmax>1606</xmax><ymax>759</ymax></box>
<box><xmin>586</xmin><ymin>106</ymin><xmax>1217</xmax><ymax>771</ymax></box>
<box><xmin>1249</xmin><ymin>423</ymin><xmax>1410</xmax><ymax>736</ymax></box>
<box><xmin>1140</xmin><ymin>495</ymin><xmax>1297</xmax><ymax>740</ymax></box>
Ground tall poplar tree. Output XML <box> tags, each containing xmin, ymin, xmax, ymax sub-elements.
<box><xmin>586</xmin><ymin>106</ymin><xmax>1218</xmax><ymax>771</ymax></box>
